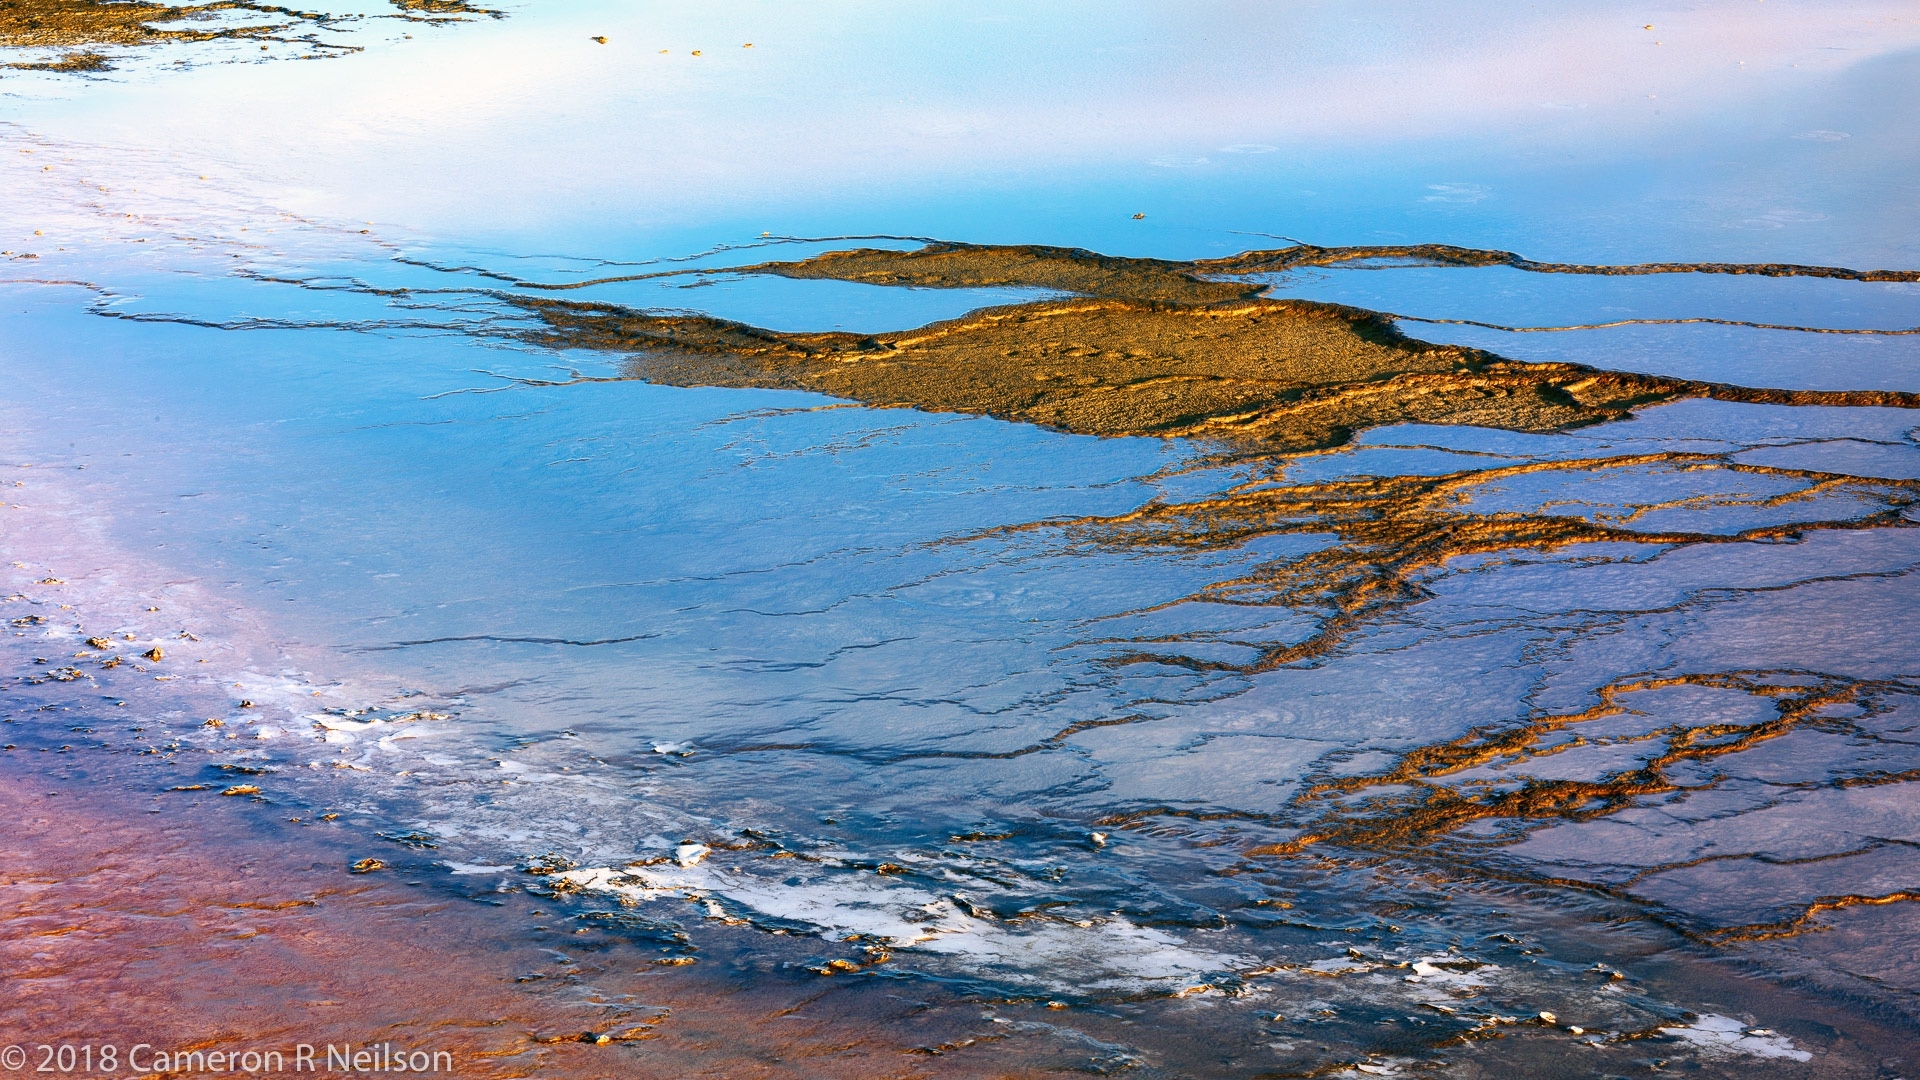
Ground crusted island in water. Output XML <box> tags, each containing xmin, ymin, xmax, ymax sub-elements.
<box><xmin>477</xmin><ymin>240</ymin><xmax>1920</xmax><ymax>948</ymax></box>
<box><xmin>513</xmin><ymin>242</ymin><xmax>1918</xmax><ymax>452</ymax></box>
<box><xmin>499</xmin><ymin>241</ymin><xmax>1920</xmax><ymax>672</ymax></box>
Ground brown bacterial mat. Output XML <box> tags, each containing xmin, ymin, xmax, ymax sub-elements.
<box><xmin>512</xmin><ymin>242</ymin><xmax>1920</xmax><ymax>454</ymax></box>
<box><xmin>505</xmin><ymin>241</ymin><xmax>1920</xmax><ymax>678</ymax></box>
<box><xmin>500</xmin><ymin>240</ymin><xmax>1920</xmax><ymax>950</ymax></box>
<box><xmin>0</xmin><ymin>0</ymin><xmax>499</xmax><ymax>68</ymax></box>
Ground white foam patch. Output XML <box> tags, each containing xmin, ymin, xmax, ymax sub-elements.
<box><xmin>1403</xmin><ymin>956</ymin><xmax>1494</xmax><ymax>990</ymax></box>
<box><xmin>1305</xmin><ymin>956</ymin><xmax>1377</xmax><ymax>975</ymax></box>
<box><xmin>310</xmin><ymin>709</ymin><xmax>450</xmax><ymax>745</ymax></box>
<box><xmin>552</xmin><ymin>865</ymin><xmax>1245</xmax><ymax>991</ymax></box>
<box><xmin>1659</xmin><ymin>1015</ymin><xmax>1811</xmax><ymax>1061</ymax></box>
<box><xmin>443</xmin><ymin>862</ymin><xmax>516</xmax><ymax>875</ymax></box>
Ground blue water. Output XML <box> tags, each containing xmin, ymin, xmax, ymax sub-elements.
<box><xmin>5</xmin><ymin>4</ymin><xmax>1920</xmax><ymax>1074</ymax></box>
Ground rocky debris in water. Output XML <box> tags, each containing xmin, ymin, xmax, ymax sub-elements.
<box><xmin>388</xmin><ymin>0</ymin><xmax>502</xmax><ymax>20</ymax></box>
<box><xmin>2</xmin><ymin>49</ymin><xmax>108</xmax><ymax>71</ymax></box>
<box><xmin>379</xmin><ymin>829</ymin><xmax>439</xmax><ymax>849</ymax></box>
<box><xmin>520</xmin><ymin>852</ymin><xmax>579</xmax><ymax>876</ymax></box>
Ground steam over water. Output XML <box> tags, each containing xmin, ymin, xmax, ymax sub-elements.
<box><xmin>4</xmin><ymin>4</ymin><xmax>1920</xmax><ymax>1076</ymax></box>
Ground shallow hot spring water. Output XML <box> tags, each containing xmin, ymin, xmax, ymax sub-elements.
<box><xmin>4</xmin><ymin>6</ymin><xmax>1920</xmax><ymax>1078</ymax></box>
